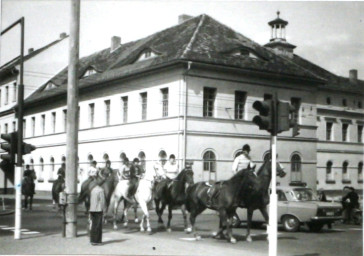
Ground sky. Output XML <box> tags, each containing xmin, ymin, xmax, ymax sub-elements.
<box><xmin>0</xmin><ymin>0</ymin><xmax>363</xmax><ymax>79</ymax></box>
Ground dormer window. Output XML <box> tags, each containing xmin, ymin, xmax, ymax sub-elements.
<box><xmin>45</xmin><ymin>82</ymin><xmax>57</xmax><ymax>91</ymax></box>
<box><xmin>136</xmin><ymin>49</ymin><xmax>158</xmax><ymax>62</ymax></box>
<box><xmin>230</xmin><ymin>48</ymin><xmax>261</xmax><ymax>60</ymax></box>
<box><xmin>82</xmin><ymin>67</ymin><xmax>98</xmax><ymax>78</ymax></box>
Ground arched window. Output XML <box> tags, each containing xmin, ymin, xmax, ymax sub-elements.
<box><xmin>342</xmin><ymin>161</ymin><xmax>349</xmax><ymax>181</ymax></box>
<box><xmin>138</xmin><ymin>151</ymin><xmax>146</xmax><ymax>169</ymax></box>
<box><xmin>61</xmin><ymin>156</ymin><xmax>66</xmax><ymax>163</ymax></box>
<box><xmin>50</xmin><ymin>157</ymin><xmax>55</xmax><ymax>180</ymax></box>
<box><xmin>291</xmin><ymin>154</ymin><xmax>302</xmax><ymax>182</ymax></box>
<box><xmin>103</xmin><ymin>153</ymin><xmax>109</xmax><ymax>166</ymax></box>
<box><xmin>234</xmin><ymin>150</ymin><xmax>242</xmax><ymax>159</ymax></box>
<box><xmin>39</xmin><ymin>158</ymin><xmax>44</xmax><ymax>180</ymax></box>
<box><xmin>326</xmin><ymin>161</ymin><xmax>333</xmax><ymax>181</ymax></box>
<box><xmin>120</xmin><ymin>152</ymin><xmax>126</xmax><ymax>161</ymax></box>
<box><xmin>158</xmin><ymin>150</ymin><xmax>167</xmax><ymax>165</ymax></box>
<box><xmin>203</xmin><ymin>151</ymin><xmax>216</xmax><ymax>173</ymax></box>
<box><xmin>30</xmin><ymin>158</ymin><xmax>34</xmax><ymax>170</ymax></box>
<box><xmin>88</xmin><ymin>154</ymin><xmax>93</xmax><ymax>167</ymax></box>
<box><xmin>358</xmin><ymin>162</ymin><xmax>363</xmax><ymax>183</ymax></box>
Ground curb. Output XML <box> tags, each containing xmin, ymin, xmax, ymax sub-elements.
<box><xmin>0</xmin><ymin>209</ymin><xmax>15</xmax><ymax>216</ymax></box>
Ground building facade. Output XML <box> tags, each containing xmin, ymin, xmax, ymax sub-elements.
<box><xmin>1</xmin><ymin>13</ymin><xmax>363</xmax><ymax>195</ymax></box>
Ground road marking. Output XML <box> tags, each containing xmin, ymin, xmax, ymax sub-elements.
<box><xmin>1</xmin><ymin>227</ymin><xmax>15</xmax><ymax>230</ymax></box>
<box><xmin>348</xmin><ymin>228</ymin><xmax>362</xmax><ymax>231</ymax></box>
<box><xmin>0</xmin><ymin>225</ymin><xmax>9</xmax><ymax>228</ymax></box>
<box><xmin>179</xmin><ymin>237</ymin><xmax>203</xmax><ymax>241</ymax></box>
<box><xmin>1</xmin><ymin>226</ymin><xmax>40</xmax><ymax>235</ymax></box>
<box><xmin>10</xmin><ymin>229</ymin><xmax>29</xmax><ymax>232</ymax></box>
<box><xmin>22</xmin><ymin>231</ymin><xmax>40</xmax><ymax>235</ymax></box>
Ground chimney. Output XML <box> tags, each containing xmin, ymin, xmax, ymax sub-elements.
<box><xmin>178</xmin><ymin>14</ymin><xmax>193</xmax><ymax>24</ymax></box>
<box><xmin>59</xmin><ymin>32</ymin><xmax>67</xmax><ymax>39</ymax></box>
<box><xmin>349</xmin><ymin>69</ymin><xmax>358</xmax><ymax>83</ymax></box>
<box><xmin>28</xmin><ymin>48</ymin><xmax>34</xmax><ymax>54</ymax></box>
<box><xmin>111</xmin><ymin>36</ymin><xmax>121</xmax><ymax>52</ymax></box>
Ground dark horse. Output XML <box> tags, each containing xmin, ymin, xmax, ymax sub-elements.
<box><xmin>237</xmin><ymin>159</ymin><xmax>285</xmax><ymax>242</ymax></box>
<box><xmin>22</xmin><ymin>173</ymin><xmax>36</xmax><ymax>210</ymax></box>
<box><xmin>78</xmin><ymin>168</ymin><xmax>117</xmax><ymax>215</ymax></box>
<box><xmin>185</xmin><ymin>159</ymin><xmax>285</xmax><ymax>243</ymax></box>
<box><xmin>52</xmin><ymin>175</ymin><xmax>65</xmax><ymax>210</ymax></box>
<box><xmin>154</xmin><ymin>168</ymin><xmax>194</xmax><ymax>232</ymax></box>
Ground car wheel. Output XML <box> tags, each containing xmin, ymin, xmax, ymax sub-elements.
<box><xmin>282</xmin><ymin>215</ymin><xmax>300</xmax><ymax>232</ymax></box>
<box><xmin>307</xmin><ymin>223</ymin><xmax>324</xmax><ymax>232</ymax></box>
<box><xmin>231</xmin><ymin>215</ymin><xmax>241</xmax><ymax>228</ymax></box>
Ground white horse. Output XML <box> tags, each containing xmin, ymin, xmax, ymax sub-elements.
<box><xmin>113</xmin><ymin>167</ymin><xmax>157</xmax><ymax>232</ymax></box>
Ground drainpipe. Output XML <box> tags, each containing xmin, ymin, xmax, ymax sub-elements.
<box><xmin>183</xmin><ymin>61</ymin><xmax>192</xmax><ymax>167</ymax></box>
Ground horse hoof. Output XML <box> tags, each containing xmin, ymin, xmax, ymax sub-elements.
<box><xmin>185</xmin><ymin>227</ymin><xmax>192</xmax><ymax>234</ymax></box>
<box><xmin>123</xmin><ymin>222</ymin><xmax>128</xmax><ymax>227</ymax></box>
<box><xmin>134</xmin><ymin>218</ymin><xmax>139</xmax><ymax>223</ymax></box>
<box><xmin>147</xmin><ymin>227</ymin><xmax>152</xmax><ymax>233</ymax></box>
<box><xmin>167</xmin><ymin>228</ymin><xmax>172</xmax><ymax>233</ymax></box>
<box><xmin>113</xmin><ymin>225</ymin><xmax>118</xmax><ymax>230</ymax></box>
<box><xmin>140</xmin><ymin>228</ymin><xmax>145</xmax><ymax>232</ymax></box>
<box><xmin>230</xmin><ymin>237</ymin><xmax>237</xmax><ymax>244</ymax></box>
<box><xmin>211</xmin><ymin>231</ymin><xmax>218</xmax><ymax>237</ymax></box>
<box><xmin>195</xmin><ymin>235</ymin><xmax>202</xmax><ymax>241</ymax></box>
<box><xmin>246</xmin><ymin>236</ymin><xmax>252</xmax><ymax>243</ymax></box>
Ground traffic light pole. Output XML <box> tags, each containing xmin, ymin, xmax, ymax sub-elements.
<box><xmin>268</xmin><ymin>94</ymin><xmax>278</xmax><ymax>256</ymax></box>
<box><xmin>65</xmin><ymin>0</ymin><xmax>80</xmax><ymax>238</ymax></box>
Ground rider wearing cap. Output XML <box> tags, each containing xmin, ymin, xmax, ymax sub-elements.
<box><xmin>232</xmin><ymin>144</ymin><xmax>256</xmax><ymax>174</ymax></box>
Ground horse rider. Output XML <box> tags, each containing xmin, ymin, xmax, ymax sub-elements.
<box><xmin>82</xmin><ymin>160</ymin><xmax>100</xmax><ymax>191</ymax></box>
<box><xmin>164</xmin><ymin>154</ymin><xmax>180</xmax><ymax>188</ymax></box>
<box><xmin>206</xmin><ymin>144</ymin><xmax>255</xmax><ymax>207</ymax></box>
<box><xmin>153</xmin><ymin>155</ymin><xmax>168</xmax><ymax>198</ymax></box>
<box><xmin>23</xmin><ymin>165</ymin><xmax>37</xmax><ymax>195</ymax></box>
<box><xmin>117</xmin><ymin>157</ymin><xmax>132</xmax><ymax>181</ymax></box>
<box><xmin>126</xmin><ymin>158</ymin><xmax>144</xmax><ymax>198</ymax></box>
<box><xmin>57</xmin><ymin>163</ymin><xmax>66</xmax><ymax>179</ymax></box>
<box><xmin>342</xmin><ymin>186</ymin><xmax>360</xmax><ymax>224</ymax></box>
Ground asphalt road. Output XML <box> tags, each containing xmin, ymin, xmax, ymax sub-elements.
<box><xmin>0</xmin><ymin>200</ymin><xmax>362</xmax><ymax>256</ymax></box>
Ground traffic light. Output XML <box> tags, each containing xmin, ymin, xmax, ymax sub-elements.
<box><xmin>252</xmin><ymin>100</ymin><xmax>274</xmax><ymax>132</ymax></box>
<box><xmin>0</xmin><ymin>132</ymin><xmax>17</xmax><ymax>164</ymax></box>
<box><xmin>276</xmin><ymin>101</ymin><xmax>300</xmax><ymax>136</ymax></box>
<box><xmin>23</xmin><ymin>142</ymin><xmax>36</xmax><ymax>155</ymax></box>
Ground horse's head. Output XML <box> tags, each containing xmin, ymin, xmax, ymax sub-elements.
<box><xmin>181</xmin><ymin>167</ymin><xmax>194</xmax><ymax>187</ymax></box>
<box><xmin>257</xmin><ymin>159</ymin><xmax>286</xmax><ymax>178</ymax></box>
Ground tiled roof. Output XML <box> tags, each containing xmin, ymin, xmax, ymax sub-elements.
<box><xmin>24</xmin><ymin>14</ymin><xmax>362</xmax><ymax>106</ymax></box>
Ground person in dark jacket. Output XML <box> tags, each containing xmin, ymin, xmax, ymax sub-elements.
<box><xmin>57</xmin><ymin>163</ymin><xmax>66</xmax><ymax>179</ymax></box>
<box><xmin>89</xmin><ymin>181</ymin><xmax>106</xmax><ymax>246</ymax></box>
<box><xmin>342</xmin><ymin>187</ymin><xmax>360</xmax><ymax>224</ymax></box>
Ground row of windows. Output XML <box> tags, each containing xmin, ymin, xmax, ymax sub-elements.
<box><xmin>326</xmin><ymin>161</ymin><xmax>363</xmax><ymax>183</ymax></box>
<box><xmin>326</xmin><ymin>122</ymin><xmax>363</xmax><ymax>143</ymax></box>
<box><xmin>326</xmin><ymin>96</ymin><xmax>362</xmax><ymax>109</ymax></box>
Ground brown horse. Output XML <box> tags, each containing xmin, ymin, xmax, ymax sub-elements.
<box><xmin>154</xmin><ymin>167</ymin><xmax>194</xmax><ymax>232</ymax></box>
<box><xmin>185</xmin><ymin>159</ymin><xmax>285</xmax><ymax>243</ymax></box>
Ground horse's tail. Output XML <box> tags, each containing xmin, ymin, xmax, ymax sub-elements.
<box><xmin>78</xmin><ymin>189</ymin><xmax>88</xmax><ymax>204</ymax></box>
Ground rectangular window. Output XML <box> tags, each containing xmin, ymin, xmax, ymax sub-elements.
<box><xmin>4</xmin><ymin>123</ymin><xmax>8</xmax><ymax>134</ymax></box>
<box><xmin>203</xmin><ymin>87</ymin><xmax>216</xmax><ymax>117</ymax></box>
<box><xmin>12</xmin><ymin>121</ymin><xmax>16</xmax><ymax>132</ymax></box>
<box><xmin>358</xmin><ymin>125</ymin><xmax>363</xmax><ymax>143</ymax></box>
<box><xmin>105</xmin><ymin>100</ymin><xmax>110</xmax><ymax>126</ymax></box>
<box><xmin>13</xmin><ymin>83</ymin><xmax>17</xmax><ymax>102</ymax></box>
<box><xmin>41</xmin><ymin>114</ymin><xmax>45</xmax><ymax>135</ymax></box>
<box><xmin>31</xmin><ymin>117</ymin><xmax>35</xmax><ymax>136</ymax></box>
<box><xmin>161</xmin><ymin>88</ymin><xmax>169</xmax><ymax>117</ymax></box>
<box><xmin>63</xmin><ymin>109</ymin><xmax>67</xmax><ymax>132</ymax></box>
<box><xmin>140</xmin><ymin>92</ymin><xmax>147</xmax><ymax>120</ymax></box>
<box><xmin>326</xmin><ymin>122</ymin><xmax>333</xmax><ymax>141</ymax></box>
<box><xmin>122</xmin><ymin>96</ymin><xmax>128</xmax><ymax>123</ymax></box>
<box><xmin>342</xmin><ymin>123</ymin><xmax>349</xmax><ymax>142</ymax></box>
<box><xmin>291</xmin><ymin>97</ymin><xmax>301</xmax><ymax>124</ymax></box>
<box><xmin>235</xmin><ymin>91</ymin><xmax>247</xmax><ymax>120</ymax></box>
<box><xmin>5</xmin><ymin>86</ymin><xmax>9</xmax><ymax>105</ymax></box>
<box><xmin>89</xmin><ymin>103</ymin><xmax>95</xmax><ymax>128</ymax></box>
<box><xmin>51</xmin><ymin>112</ymin><xmax>56</xmax><ymax>133</ymax></box>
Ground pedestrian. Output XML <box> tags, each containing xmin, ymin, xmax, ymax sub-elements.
<box><xmin>57</xmin><ymin>163</ymin><xmax>66</xmax><ymax>179</ymax></box>
<box><xmin>342</xmin><ymin>186</ymin><xmax>359</xmax><ymax>224</ymax></box>
<box><xmin>23</xmin><ymin>165</ymin><xmax>37</xmax><ymax>195</ymax></box>
<box><xmin>89</xmin><ymin>181</ymin><xmax>106</xmax><ymax>246</ymax></box>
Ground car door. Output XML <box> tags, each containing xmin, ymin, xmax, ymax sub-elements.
<box><xmin>277</xmin><ymin>189</ymin><xmax>289</xmax><ymax>222</ymax></box>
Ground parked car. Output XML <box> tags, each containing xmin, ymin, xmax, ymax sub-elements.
<box><xmin>234</xmin><ymin>186</ymin><xmax>343</xmax><ymax>232</ymax></box>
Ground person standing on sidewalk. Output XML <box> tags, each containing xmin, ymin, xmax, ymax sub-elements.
<box><xmin>89</xmin><ymin>181</ymin><xmax>106</xmax><ymax>246</ymax></box>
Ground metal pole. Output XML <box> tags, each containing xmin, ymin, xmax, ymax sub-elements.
<box><xmin>65</xmin><ymin>0</ymin><xmax>80</xmax><ymax>238</ymax></box>
<box><xmin>14</xmin><ymin>17</ymin><xmax>25</xmax><ymax>240</ymax></box>
<box><xmin>268</xmin><ymin>93</ymin><xmax>278</xmax><ymax>256</ymax></box>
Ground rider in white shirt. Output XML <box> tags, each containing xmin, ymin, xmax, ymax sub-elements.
<box><xmin>232</xmin><ymin>144</ymin><xmax>256</xmax><ymax>174</ymax></box>
<box><xmin>164</xmin><ymin>154</ymin><xmax>179</xmax><ymax>180</ymax></box>
<box><xmin>88</xmin><ymin>161</ymin><xmax>98</xmax><ymax>179</ymax></box>
<box><xmin>153</xmin><ymin>158</ymin><xmax>167</xmax><ymax>180</ymax></box>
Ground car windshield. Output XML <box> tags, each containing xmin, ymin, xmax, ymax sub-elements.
<box><xmin>292</xmin><ymin>188</ymin><xmax>318</xmax><ymax>201</ymax></box>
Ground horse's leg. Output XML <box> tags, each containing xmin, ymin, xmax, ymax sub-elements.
<box><xmin>113</xmin><ymin>195</ymin><xmax>122</xmax><ymax>230</ymax></box>
<box><xmin>260</xmin><ymin>207</ymin><xmax>269</xmax><ymax>241</ymax></box>
<box><xmin>139</xmin><ymin>201</ymin><xmax>151</xmax><ymax>233</ymax></box>
<box><xmin>213</xmin><ymin>215</ymin><xmax>225</xmax><ymax>239</ymax></box>
<box><xmin>155</xmin><ymin>199</ymin><xmax>163</xmax><ymax>224</ymax></box>
<box><xmin>218</xmin><ymin>209</ymin><xmax>235</xmax><ymax>243</ymax></box>
<box><xmin>246</xmin><ymin>208</ymin><xmax>254</xmax><ymax>242</ymax></box>
<box><xmin>181</xmin><ymin>204</ymin><xmax>190</xmax><ymax>233</ymax></box>
<box><xmin>29</xmin><ymin>195</ymin><xmax>33</xmax><ymax>211</ymax></box>
<box><xmin>134</xmin><ymin>204</ymin><xmax>139</xmax><ymax>223</ymax></box>
<box><xmin>226</xmin><ymin>210</ymin><xmax>236</xmax><ymax>244</ymax></box>
<box><xmin>24</xmin><ymin>196</ymin><xmax>28</xmax><ymax>210</ymax></box>
<box><xmin>123</xmin><ymin>200</ymin><xmax>130</xmax><ymax>227</ymax></box>
<box><xmin>190</xmin><ymin>207</ymin><xmax>204</xmax><ymax>241</ymax></box>
<box><xmin>166</xmin><ymin>204</ymin><xmax>173</xmax><ymax>232</ymax></box>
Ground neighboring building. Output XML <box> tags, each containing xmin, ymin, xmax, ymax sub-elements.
<box><xmin>0</xmin><ymin>33</ymin><xmax>69</xmax><ymax>193</ymax></box>
<box><xmin>1</xmin><ymin>13</ymin><xmax>363</xmax><ymax>195</ymax></box>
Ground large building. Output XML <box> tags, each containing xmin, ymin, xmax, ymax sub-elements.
<box><xmin>1</xmin><ymin>13</ymin><xmax>363</xmax><ymax>195</ymax></box>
